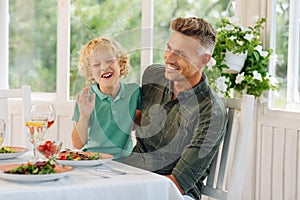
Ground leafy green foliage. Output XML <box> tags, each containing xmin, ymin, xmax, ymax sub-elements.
<box><xmin>9</xmin><ymin>0</ymin><xmax>235</xmax><ymax>96</ymax></box>
<box><xmin>9</xmin><ymin>0</ymin><xmax>57</xmax><ymax>92</ymax></box>
<box><xmin>205</xmin><ymin>17</ymin><xmax>279</xmax><ymax>98</ymax></box>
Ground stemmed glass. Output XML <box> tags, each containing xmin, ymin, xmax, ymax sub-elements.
<box><xmin>25</xmin><ymin>104</ymin><xmax>55</xmax><ymax>161</ymax></box>
<box><xmin>0</xmin><ymin>119</ymin><xmax>6</xmax><ymax>147</ymax></box>
<box><xmin>46</xmin><ymin>104</ymin><xmax>56</xmax><ymax>130</ymax></box>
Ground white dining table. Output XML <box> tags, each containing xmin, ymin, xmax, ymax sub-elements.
<box><xmin>0</xmin><ymin>152</ymin><xmax>184</xmax><ymax>200</ymax></box>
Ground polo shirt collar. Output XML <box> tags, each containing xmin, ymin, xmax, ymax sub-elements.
<box><xmin>169</xmin><ymin>72</ymin><xmax>209</xmax><ymax>99</ymax></box>
<box><xmin>91</xmin><ymin>81</ymin><xmax>125</xmax><ymax>101</ymax></box>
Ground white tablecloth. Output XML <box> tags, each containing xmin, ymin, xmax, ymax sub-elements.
<box><xmin>0</xmin><ymin>152</ymin><xmax>184</xmax><ymax>200</ymax></box>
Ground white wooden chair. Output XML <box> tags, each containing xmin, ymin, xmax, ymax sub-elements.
<box><xmin>0</xmin><ymin>85</ymin><xmax>31</xmax><ymax>145</ymax></box>
<box><xmin>201</xmin><ymin>94</ymin><xmax>255</xmax><ymax>200</ymax></box>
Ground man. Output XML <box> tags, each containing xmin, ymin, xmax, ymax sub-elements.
<box><xmin>120</xmin><ymin>17</ymin><xmax>228</xmax><ymax>200</ymax></box>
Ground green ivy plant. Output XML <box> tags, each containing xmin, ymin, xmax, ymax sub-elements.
<box><xmin>205</xmin><ymin>17</ymin><xmax>279</xmax><ymax>99</ymax></box>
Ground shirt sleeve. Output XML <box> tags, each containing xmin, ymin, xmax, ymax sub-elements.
<box><xmin>172</xmin><ymin>105</ymin><xmax>228</xmax><ymax>193</ymax></box>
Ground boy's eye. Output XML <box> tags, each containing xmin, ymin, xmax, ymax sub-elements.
<box><xmin>107</xmin><ymin>59</ymin><xmax>117</xmax><ymax>65</ymax></box>
<box><xmin>92</xmin><ymin>64</ymin><xmax>100</xmax><ymax>68</ymax></box>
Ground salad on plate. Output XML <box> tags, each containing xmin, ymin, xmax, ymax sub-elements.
<box><xmin>56</xmin><ymin>150</ymin><xmax>113</xmax><ymax>167</ymax></box>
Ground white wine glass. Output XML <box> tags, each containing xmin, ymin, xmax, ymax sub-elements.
<box><xmin>45</xmin><ymin>104</ymin><xmax>56</xmax><ymax>133</ymax></box>
<box><xmin>0</xmin><ymin>119</ymin><xmax>6</xmax><ymax>147</ymax></box>
<box><xmin>25</xmin><ymin>104</ymin><xmax>49</xmax><ymax>161</ymax></box>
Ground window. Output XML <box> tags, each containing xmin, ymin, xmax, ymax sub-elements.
<box><xmin>70</xmin><ymin>0</ymin><xmax>142</xmax><ymax>98</ymax></box>
<box><xmin>269</xmin><ymin>0</ymin><xmax>300</xmax><ymax>110</ymax></box>
<box><xmin>152</xmin><ymin>0</ymin><xmax>235</xmax><ymax>64</ymax></box>
<box><xmin>8</xmin><ymin>0</ymin><xmax>57</xmax><ymax>92</ymax></box>
<box><xmin>69</xmin><ymin>0</ymin><xmax>234</xmax><ymax>98</ymax></box>
<box><xmin>2</xmin><ymin>0</ymin><xmax>299</xmax><ymax>112</ymax></box>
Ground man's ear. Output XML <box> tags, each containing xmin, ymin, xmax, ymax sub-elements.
<box><xmin>201</xmin><ymin>54</ymin><xmax>211</xmax><ymax>67</ymax></box>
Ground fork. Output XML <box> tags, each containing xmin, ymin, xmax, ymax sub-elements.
<box><xmin>95</xmin><ymin>165</ymin><xmax>127</xmax><ymax>175</ymax></box>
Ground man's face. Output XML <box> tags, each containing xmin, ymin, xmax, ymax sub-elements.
<box><xmin>164</xmin><ymin>31</ymin><xmax>206</xmax><ymax>83</ymax></box>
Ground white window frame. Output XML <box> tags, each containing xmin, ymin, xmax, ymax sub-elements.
<box><xmin>0</xmin><ymin>0</ymin><xmax>9</xmax><ymax>89</ymax></box>
<box><xmin>267</xmin><ymin>0</ymin><xmax>300</xmax><ymax>111</ymax></box>
<box><xmin>0</xmin><ymin>0</ymin><xmax>71</xmax><ymax>101</ymax></box>
<box><xmin>286</xmin><ymin>0</ymin><xmax>300</xmax><ymax>104</ymax></box>
<box><xmin>2</xmin><ymin>0</ymin><xmax>299</xmax><ymax>112</ymax></box>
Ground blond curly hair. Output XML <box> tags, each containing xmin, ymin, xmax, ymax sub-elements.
<box><xmin>79</xmin><ymin>36</ymin><xmax>129</xmax><ymax>84</ymax></box>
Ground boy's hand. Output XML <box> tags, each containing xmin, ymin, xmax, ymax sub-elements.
<box><xmin>76</xmin><ymin>86</ymin><xmax>96</xmax><ymax>117</ymax></box>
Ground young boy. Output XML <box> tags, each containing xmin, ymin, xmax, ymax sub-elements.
<box><xmin>71</xmin><ymin>37</ymin><xmax>141</xmax><ymax>159</ymax></box>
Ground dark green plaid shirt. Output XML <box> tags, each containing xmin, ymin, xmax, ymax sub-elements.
<box><xmin>121</xmin><ymin>64</ymin><xmax>227</xmax><ymax>199</ymax></box>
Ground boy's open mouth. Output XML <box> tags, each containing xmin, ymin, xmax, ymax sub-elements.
<box><xmin>101</xmin><ymin>72</ymin><xmax>113</xmax><ymax>79</ymax></box>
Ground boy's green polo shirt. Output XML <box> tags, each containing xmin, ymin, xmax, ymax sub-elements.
<box><xmin>72</xmin><ymin>81</ymin><xmax>141</xmax><ymax>159</ymax></box>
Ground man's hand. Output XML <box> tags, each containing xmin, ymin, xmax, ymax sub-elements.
<box><xmin>165</xmin><ymin>174</ymin><xmax>184</xmax><ymax>194</ymax></box>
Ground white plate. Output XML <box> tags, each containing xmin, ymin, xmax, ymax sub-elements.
<box><xmin>56</xmin><ymin>152</ymin><xmax>113</xmax><ymax>167</ymax></box>
<box><xmin>0</xmin><ymin>164</ymin><xmax>74</xmax><ymax>182</ymax></box>
<box><xmin>0</xmin><ymin>146</ymin><xmax>29</xmax><ymax>160</ymax></box>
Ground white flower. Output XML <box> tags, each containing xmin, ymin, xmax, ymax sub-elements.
<box><xmin>253</xmin><ymin>70</ymin><xmax>262</xmax><ymax>81</ymax></box>
<box><xmin>244</xmin><ymin>33</ymin><xmax>254</xmax><ymax>41</ymax></box>
<box><xmin>225</xmin><ymin>24</ymin><xmax>235</xmax><ymax>31</ymax></box>
<box><xmin>228</xmin><ymin>36</ymin><xmax>237</xmax><ymax>40</ymax></box>
<box><xmin>269</xmin><ymin>76</ymin><xmax>278</xmax><ymax>86</ymax></box>
<box><xmin>255</xmin><ymin>45</ymin><xmax>263</xmax><ymax>52</ymax></box>
<box><xmin>240</xmin><ymin>26</ymin><xmax>248</xmax><ymax>32</ymax></box>
<box><xmin>206</xmin><ymin>57</ymin><xmax>216</xmax><ymax>70</ymax></box>
<box><xmin>235</xmin><ymin>72</ymin><xmax>245</xmax><ymax>84</ymax></box>
<box><xmin>255</xmin><ymin>45</ymin><xmax>269</xmax><ymax>57</ymax></box>
<box><xmin>259</xmin><ymin>51</ymin><xmax>268</xmax><ymax>57</ymax></box>
<box><xmin>237</xmin><ymin>40</ymin><xmax>244</xmax><ymax>45</ymax></box>
<box><xmin>215</xmin><ymin>77</ymin><xmax>228</xmax><ymax>92</ymax></box>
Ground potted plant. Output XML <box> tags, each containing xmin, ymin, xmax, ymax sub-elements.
<box><xmin>205</xmin><ymin>17</ymin><xmax>279</xmax><ymax>100</ymax></box>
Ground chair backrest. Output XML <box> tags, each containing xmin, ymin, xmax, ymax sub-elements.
<box><xmin>0</xmin><ymin>85</ymin><xmax>31</xmax><ymax>145</ymax></box>
<box><xmin>201</xmin><ymin>94</ymin><xmax>255</xmax><ymax>200</ymax></box>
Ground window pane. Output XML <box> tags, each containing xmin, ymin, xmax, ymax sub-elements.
<box><xmin>153</xmin><ymin>0</ymin><xmax>235</xmax><ymax>64</ymax></box>
<box><xmin>271</xmin><ymin>0</ymin><xmax>289</xmax><ymax>108</ymax></box>
<box><xmin>9</xmin><ymin>0</ymin><xmax>57</xmax><ymax>92</ymax></box>
<box><xmin>70</xmin><ymin>0</ymin><xmax>141</xmax><ymax>98</ymax></box>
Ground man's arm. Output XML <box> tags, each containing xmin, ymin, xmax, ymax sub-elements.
<box><xmin>172</xmin><ymin>108</ymin><xmax>227</xmax><ymax>194</ymax></box>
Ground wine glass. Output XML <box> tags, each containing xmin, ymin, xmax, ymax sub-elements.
<box><xmin>0</xmin><ymin>119</ymin><xmax>6</xmax><ymax>147</ymax></box>
<box><xmin>46</xmin><ymin>104</ymin><xmax>56</xmax><ymax>131</ymax></box>
<box><xmin>25</xmin><ymin>104</ymin><xmax>49</xmax><ymax>161</ymax></box>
